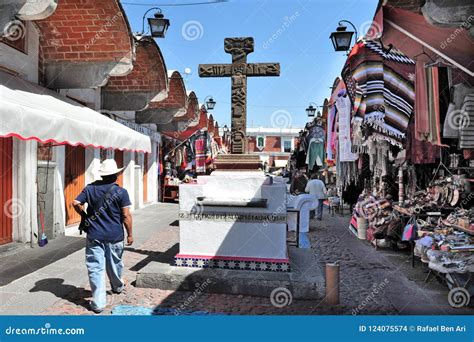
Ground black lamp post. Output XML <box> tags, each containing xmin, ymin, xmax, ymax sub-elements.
<box><xmin>222</xmin><ymin>124</ymin><xmax>230</xmax><ymax>144</ymax></box>
<box><xmin>141</xmin><ymin>8</ymin><xmax>170</xmax><ymax>38</ymax></box>
<box><xmin>329</xmin><ymin>20</ymin><xmax>357</xmax><ymax>52</ymax></box>
<box><xmin>204</xmin><ymin>96</ymin><xmax>216</xmax><ymax>110</ymax></box>
<box><xmin>305</xmin><ymin>103</ymin><xmax>317</xmax><ymax>118</ymax></box>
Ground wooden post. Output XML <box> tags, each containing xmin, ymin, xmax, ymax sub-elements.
<box><xmin>325</xmin><ymin>262</ymin><xmax>340</xmax><ymax>305</ymax></box>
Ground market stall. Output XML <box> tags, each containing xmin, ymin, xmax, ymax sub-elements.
<box><xmin>328</xmin><ymin>3</ymin><xmax>474</xmax><ymax>308</ymax></box>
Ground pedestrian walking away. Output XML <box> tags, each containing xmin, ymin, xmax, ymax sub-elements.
<box><xmin>73</xmin><ymin>159</ymin><xmax>133</xmax><ymax>313</ymax></box>
<box><xmin>305</xmin><ymin>174</ymin><xmax>328</xmax><ymax>220</ymax></box>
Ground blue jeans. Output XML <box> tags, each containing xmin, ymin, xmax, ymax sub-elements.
<box><xmin>316</xmin><ymin>199</ymin><xmax>324</xmax><ymax>219</ymax></box>
<box><xmin>86</xmin><ymin>239</ymin><xmax>124</xmax><ymax>310</ymax></box>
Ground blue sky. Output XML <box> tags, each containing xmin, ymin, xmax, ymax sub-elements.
<box><xmin>122</xmin><ymin>0</ymin><xmax>379</xmax><ymax>129</ymax></box>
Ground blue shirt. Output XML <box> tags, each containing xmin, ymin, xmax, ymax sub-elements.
<box><xmin>75</xmin><ymin>181</ymin><xmax>131</xmax><ymax>242</ymax></box>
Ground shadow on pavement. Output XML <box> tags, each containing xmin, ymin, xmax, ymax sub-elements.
<box><xmin>0</xmin><ymin>236</ymin><xmax>85</xmax><ymax>286</ymax></box>
<box><xmin>30</xmin><ymin>278</ymin><xmax>90</xmax><ymax>309</ymax></box>
<box><xmin>126</xmin><ymin>243</ymin><xmax>179</xmax><ymax>272</ymax></box>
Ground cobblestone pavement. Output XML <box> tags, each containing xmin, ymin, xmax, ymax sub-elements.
<box><xmin>38</xmin><ymin>205</ymin><xmax>473</xmax><ymax>315</ymax></box>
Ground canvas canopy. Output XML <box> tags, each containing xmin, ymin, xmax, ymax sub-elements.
<box><xmin>0</xmin><ymin>71</ymin><xmax>151</xmax><ymax>152</ymax></box>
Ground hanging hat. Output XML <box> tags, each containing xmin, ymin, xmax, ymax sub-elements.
<box><xmin>98</xmin><ymin>159</ymin><xmax>124</xmax><ymax>176</ymax></box>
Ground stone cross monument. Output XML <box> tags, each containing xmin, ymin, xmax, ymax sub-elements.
<box><xmin>199</xmin><ymin>37</ymin><xmax>280</xmax><ymax>154</ymax></box>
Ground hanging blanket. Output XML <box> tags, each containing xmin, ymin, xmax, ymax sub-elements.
<box><xmin>195</xmin><ymin>136</ymin><xmax>206</xmax><ymax>174</ymax></box>
<box><xmin>342</xmin><ymin>38</ymin><xmax>415</xmax><ymax>147</ymax></box>
<box><xmin>336</xmin><ymin>89</ymin><xmax>358</xmax><ymax>162</ymax></box>
<box><xmin>460</xmin><ymin>94</ymin><xmax>474</xmax><ymax>149</ymax></box>
<box><xmin>326</xmin><ymin>105</ymin><xmax>337</xmax><ymax>162</ymax></box>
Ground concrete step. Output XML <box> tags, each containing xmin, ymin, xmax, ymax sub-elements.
<box><xmin>136</xmin><ymin>247</ymin><xmax>325</xmax><ymax>300</ymax></box>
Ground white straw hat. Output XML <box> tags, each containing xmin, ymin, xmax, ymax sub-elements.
<box><xmin>98</xmin><ymin>159</ymin><xmax>124</xmax><ymax>176</ymax></box>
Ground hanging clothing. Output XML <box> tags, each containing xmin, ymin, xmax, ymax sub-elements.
<box><xmin>326</xmin><ymin>105</ymin><xmax>337</xmax><ymax>162</ymax></box>
<box><xmin>414</xmin><ymin>60</ymin><xmax>430</xmax><ymax>140</ymax></box>
<box><xmin>180</xmin><ymin>146</ymin><xmax>188</xmax><ymax>169</ymax></box>
<box><xmin>195</xmin><ymin>133</ymin><xmax>207</xmax><ymax>174</ymax></box>
<box><xmin>406</xmin><ymin>117</ymin><xmax>440</xmax><ymax>164</ymax></box>
<box><xmin>444</xmin><ymin>84</ymin><xmax>474</xmax><ymax>138</ymax></box>
<box><xmin>460</xmin><ymin>94</ymin><xmax>474</xmax><ymax>149</ymax></box>
<box><xmin>296</xmin><ymin>150</ymin><xmax>306</xmax><ymax>169</ymax></box>
<box><xmin>426</xmin><ymin>66</ymin><xmax>442</xmax><ymax>145</ymax></box>
<box><xmin>305</xmin><ymin>125</ymin><xmax>325</xmax><ymax>144</ymax></box>
<box><xmin>336</xmin><ymin>90</ymin><xmax>358</xmax><ymax>162</ymax></box>
<box><xmin>306</xmin><ymin>138</ymin><xmax>324</xmax><ymax>169</ymax></box>
<box><xmin>342</xmin><ymin>38</ymin><xmax>415</xmax><ymax>147</ymax></box>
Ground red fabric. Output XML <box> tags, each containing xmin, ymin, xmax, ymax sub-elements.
<box><xmin>195</xmin><ymin>138</ymin><xmax>206</xmax><ymax>174</ymax></box>
<box><xmin>464</xmin><ymin>149</ymin><xmax>474</xmax><ymax>160</ymax></box>
<box><xmin>406</xmin><ymin>118</ymin><xmax>440</xmax><ymax>164</ymax></box>
<box><xmin>414</xmin><ymin>61</ymin><xmax>430</xmax><ymax>139</ymax></box>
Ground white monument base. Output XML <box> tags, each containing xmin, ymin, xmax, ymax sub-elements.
<box><xmin>177</xmin><ymin>171</ymin><xmax>289</xmax><ymax>272</ymax></box>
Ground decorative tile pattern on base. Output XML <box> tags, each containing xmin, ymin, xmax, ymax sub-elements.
<box><xmin>174</xmin><ymin>256</ymin><xmax>290</xmax><ymax>272</ymax></box>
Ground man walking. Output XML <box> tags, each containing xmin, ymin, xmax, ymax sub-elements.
<box><xmin>305</xmin><ymin>174</ymin><xmax>328</xmax><ymax>220</ymax></box>
<box><xmin>73</xmin><ymin>159</ymin><xmax>133</xmax><ymax>313</ymax></box>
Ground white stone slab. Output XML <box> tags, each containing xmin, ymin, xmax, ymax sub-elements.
<box><xmin>178</xmin><ymin>173</ymin><xmax>288</xmax><ymax>261</ymax></box>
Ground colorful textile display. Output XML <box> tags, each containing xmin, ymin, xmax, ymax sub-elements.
<box><xmin>342</xmin><ymin>38</ymin><xmax>415</xmax><ymax>147</ymax></box>
<box><xmin>336</xmin><ymin>89</ymin><xmax>358</xmax><ymax>162</ymax></box>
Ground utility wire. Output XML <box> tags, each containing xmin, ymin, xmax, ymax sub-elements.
<box><xmin>121</xmin><ymin>0</ymin><xmax>227</xmax><ymax>6</ymax></box>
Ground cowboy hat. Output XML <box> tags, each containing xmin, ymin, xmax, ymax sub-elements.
<box><xmin>98</xmin><ymin>159</ymin><xmax>124</xmax><ymax>176</ymax></box>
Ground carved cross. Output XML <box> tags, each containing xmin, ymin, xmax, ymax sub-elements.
<box><xmin>199</xmin><ymin>37</ymin><xmax>280</xmax><ymax>154</ymax></box>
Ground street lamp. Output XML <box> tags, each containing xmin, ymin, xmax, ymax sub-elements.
<box><xmin>204</xmin><ymin>96</ymin><xmax>216</xmax><ymax>110</ymax></box>
<box><xmin>305</xmin><ymin>103</ymin><xmax>317</xmax><ymax>118</ymax></box>
<box><xmin>141</xmin><ymin>8</ymin><xmax>170</xmax><ymax>38</ymax></box>
<box><xmin>222</xmin><ymin>124</ymin><xmax>229</xmax><ymax>135</ymax></box>
<box><xmin>329</xmin><ymin>20</ymin><xmax>357</xmax><ymax>52</ymax></box>
<box><xmin>222</xmin><ymin>124</ymin><xmax>230</xmax><ymax>144</ymax></box>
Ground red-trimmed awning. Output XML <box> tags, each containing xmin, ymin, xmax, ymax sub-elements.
<box><xmin>0</xmin><ymin>72</ymin><xmax>151</xmax><ymax>153</ymax></box>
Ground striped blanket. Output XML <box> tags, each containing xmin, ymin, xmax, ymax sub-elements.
<box><xmin>342</xmin><ymin>39</ymin><xmax>415</xmax><ymax>147</ymax></box>
<box><xmin>460</xmin><ymin>94</ymin><xmax>474</xmax><ymax>148</ymax></box>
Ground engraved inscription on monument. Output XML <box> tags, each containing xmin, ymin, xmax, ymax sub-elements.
<box><xmin>198</xmin><ymin>37</ymin><xmax>280</xmax><ymax>154</ymax></box>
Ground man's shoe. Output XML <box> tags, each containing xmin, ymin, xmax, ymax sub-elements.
<box><xmin>89</xmin><ymin>301</ymin><xmax>104</xmax><ymax>314</ymax></box>
<box><xmin>111</xmin><ymin>280</ymin><xmax>125</xmax><ymax>294</ymax></box>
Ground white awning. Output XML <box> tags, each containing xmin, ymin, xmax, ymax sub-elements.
<box><xmin>0</xmin><ymin>72</ymin><xmax>151</xmax><ymax>153</ymax></box>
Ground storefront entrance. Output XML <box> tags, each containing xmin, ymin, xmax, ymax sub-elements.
<box><xmin>115</xmin><ymin>150</ymin><xmax>124</xmax><ymax>187</ymax></box>
<box><xmin>64</xmin><ymin>145</ymin><xmax>85</xmax><ymax>225</ymax></box>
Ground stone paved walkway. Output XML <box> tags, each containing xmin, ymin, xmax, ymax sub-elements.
<box><xmin>2</xmin><ymin>203</ymin><xmax>472</xmax><ymax>315</ymax></box>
